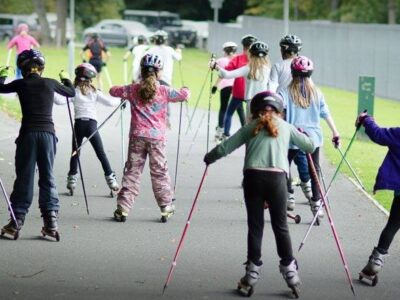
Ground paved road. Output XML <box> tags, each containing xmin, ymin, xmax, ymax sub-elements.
<box><xmin>0</xmin><ymin>101</ymin><xmax>399</xmax><ymax>300</ymax></box>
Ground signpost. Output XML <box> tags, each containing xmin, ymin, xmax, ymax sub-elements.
<box><xmin>209</xmin><ymin>0</ymin><xmax>224</xmax><ymax>23</ymax></box>
<box><xmin>357</xmin><ymin>76</ymin><xmax>375</xmax><ymax>138</ymax></box>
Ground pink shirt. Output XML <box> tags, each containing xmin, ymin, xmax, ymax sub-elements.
<box><xmin>7</xmin><ymin>35</ymin><xmax>40</xmax><ymax>54</ymax></box>
<box><xmin>216</xmin><ymin>56</ymin><xmax>234</xmax><ymax>90</ymax></box>
<box><xmin>110</xmin><ymin>83</ymin><xmax>190</xmax><ymax>141</ymax></box>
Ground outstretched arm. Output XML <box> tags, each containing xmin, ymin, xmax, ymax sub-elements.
<box><xmin>363</xmin><ymin>116</ymin><xmax>400</xmax><ymax>147</ymax></box>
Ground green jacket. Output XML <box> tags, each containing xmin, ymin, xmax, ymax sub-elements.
<box><xmin>207</xmin><ymin>116</ymin><xmax>315</xmax><ymax>174</ymax></box>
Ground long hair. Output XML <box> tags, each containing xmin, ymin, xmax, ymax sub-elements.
<box><xmin>74</xmin><ymin>78</ymin><xmax>96</xmax><ymax>95</ymax></box>
<box><xmin>288</xmin><ymin>76</ymin><xmax>318</xmax><ymax>108</ymax></box>
<box><xmin>248</xmin><ymin>54</ymin><xmax>270</xmax><ymax>81</ymax></box>
<box><xmin>253</xmin><ymin>109</ymin><xmax>279</xmax><ymax>138</ymax></box>
<box><xmin>138</xmin><ymin>67</ymin><xmax>158</xmax><ymax>103</ymax></box>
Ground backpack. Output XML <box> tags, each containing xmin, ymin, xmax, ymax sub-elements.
<box><xmin>88</xmin><ymin>39</ymin><xmax>103</xmax><ymax>59</ymax></box>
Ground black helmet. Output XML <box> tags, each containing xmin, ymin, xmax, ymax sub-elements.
<box><xmin>137</xmin><ymin>35</ymin><xmax>147</xmax><ymax>44</ymax></box>
<box><xmin>241</xmin><ymin>34</ymin><xmax>257</xmax><ymax>48</ymax></box>
<box><xmin>91</xmin><ymin>32</ymin><xmax>99</xmax><ymax>39</ymax></box>
<box><xmin>153</xmin><ymin>30</ymin><xmax>168</xmax><ymax>45</ymax></box>
<box><xmin>75</xmin><ymin>63</ymin><xmax>97</xmax><ymax>80</ymax></box>
<box><xmin>279</xmin><ymin>34</ymin><xmax>302</xmax><ymax>53</ymax></box>
<box><xmin>249</xmin><ymin>41</ymin><xmax>269</xmax><ymax>57</ymax></box>
<box><xmin>17</xmin><ymin>49</ymin><xmax>45</xmax><ymax>71</ymax></box>
<box><xmin>250</xmin><ymin>91</ymin><xmax>284</xmax><ymax>117</ymax></box>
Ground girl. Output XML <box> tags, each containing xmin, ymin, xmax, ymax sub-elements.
<box><xmin>109</xmin><ymin>54</ymin><xmax>190</xmax><ymax>223</ymax></box>
<box><xmin>357</xmin><ymin>112</ymin><xmax>400</xmax><ymax>285</ymax></box>
<box><xmin>211</xmin><ymin>41</ymin><xmax>238</xmax><ymax>142</ymax></box>
<box><xmin>211</xmin><ymin>41</ymin><xmax>272</xmax><ymax>125</ymax></box>
<box><xmin>54</xmin><ymin>63</ymin><xmax>120</xmax><ymax>196</ymax></box>
<box><xmin>279</xmin><ymin>56</ymin><xmax>340</xmax><ymax>222</ymax></box>
<box><xmin>0</xmin><ymin>49</ymin><xmax>75</xmax><ymax>240</ymax></box>
<box><xmin>204</xmin><ymin>91</ymin><xmax>315</xmax><ymax>298</ymax></box>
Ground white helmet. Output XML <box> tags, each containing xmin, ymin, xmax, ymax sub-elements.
<box><xmin>222</xmin><ymin>41</ymin><xmax>237</xmax><ymax>49</ymax></box>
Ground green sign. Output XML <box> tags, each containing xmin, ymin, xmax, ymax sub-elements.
<box><xmin>357</xmin><ymin>76</ymin><xmax>375</xmax><ymax>139</ymax></box>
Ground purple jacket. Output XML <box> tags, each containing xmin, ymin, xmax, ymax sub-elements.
<box><xmin>363</xmin><ymin>116</ymin><xmax>400</xmax><ymax>192</ymax></box>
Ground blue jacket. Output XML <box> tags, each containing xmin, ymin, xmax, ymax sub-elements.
<box><xmin>363</xmin><ymin>116</ymin><xmax>400</xmax><ymax>192</ymax></box>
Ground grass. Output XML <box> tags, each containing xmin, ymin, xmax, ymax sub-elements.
<box><xmin>1</xmin><ymin>43</ymin><xmax>398</xmax><ymax>210</ymax></box>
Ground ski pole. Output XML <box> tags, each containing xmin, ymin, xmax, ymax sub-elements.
<box><xmin>306</xmin><ymin>152</ymin><xmax>356</xmax><ymax>296</ymax></box>
<box><xmin>178</xmin><ymin>60</ymin><xmax>191</xmax><ymax>127</ymax></box>
<box><xmin>162</xmin><ymin>166</ymin><xmax>209</xmax><ymax>294</ymax></box>
<box><xmin>186</xmin><ymin>110</ymin><xmax>207</xmax><ymax>156</ymax></box>
<box><xmin>172</xmin><ymin>100</ymin><xmax>184</xmax><ymax>198</ymax></box>
<box><xmin>103</xmin><ymin>65</ymin><xmax>113</xmax><ymax>89</ymax></box>
<box><xmin>337</xmin><ymin>147</ymin><xmax>365</xmax><ymax>190</ymax></box>
<box><xmin>120</xmin><ymin>104</ymin><xmax>126</xmax><ymax>170</ymax></box>
<box><xmin>72</xmin><ymin>100</ymin><xmax>128</xmax><ymax>157</ymax></box>
<box><xmin>66</xmin><ymin>97</ymin><xmax>90</xmax><ymax>215</ymax></box>
<box><xmin>206</xmin><ymin>54</ymin><xmax>216</xmax><ymax>152</ymax></box>
<box><xmin>123</xmin><ymin>60</ymin><xmax>128</xmax><ymax>84</ymax></box>
<box><xmin>6</xmin><ymin>49</ymin><xmax>12</xmax><ymax>67</ymax></box>
<box><xmin>185</xmin><ymin>68</ymin><xmax>210</xmax><ymax>135</ymax></box>
<box><xmin>0</xmin><ymin>177</ymin><xmax>18</xmax><ymax>228</ymax></box>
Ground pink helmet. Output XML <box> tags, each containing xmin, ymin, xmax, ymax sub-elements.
<box><xmin>17</xmin><ymin>23</ymin><xmax>29</xmax><ymax>34</ymax></box>
<box><xmin>75</xmin><ymin>63</ymin><xmax>97</xmax><ymax>80</ymax></box>
<box><xmin>291</xmin><ymin>55</ymin><xmax>313</xmax><ymax>77</ymax></box>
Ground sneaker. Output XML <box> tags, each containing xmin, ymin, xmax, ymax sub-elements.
<box><xmin>105</xmin><ymin>172</ymin><xmax>119</xmax><ymax>191</ymax></box>
<box><xmin>160</xmin><ymin>204</ymin><xmax>175</xmax><ymax>222</ymax></box>
<box><xmin>113</xmin><ymin>204</ymin><xmax>128</xmax><ymax>222</ymax></box>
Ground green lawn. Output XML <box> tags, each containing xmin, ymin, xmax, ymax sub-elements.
<box><xmin>1</xmin><ymin>43</ymin><xmax>398</xmax><ymax>210</ymax></box>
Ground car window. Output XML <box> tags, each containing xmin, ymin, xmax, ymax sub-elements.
<box><xmin>100</xmin><ymin>24</ymin><xmax>114</xmax><ymax>30</ymax></box>
<box><xmin>112</xmin><ymin>24</ymin><xmax>126</xmax><ymax>33</ymax></box>
<box><xmin>0</xmin><ymin>17</ymin><xmax>13</xmax><ymax>25</ymax></box>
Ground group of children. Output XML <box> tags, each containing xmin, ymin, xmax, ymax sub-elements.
<box><xmin>0</xmin><ymin>27</ymin><xmax>399</xmax><ymax>298</ymax></box>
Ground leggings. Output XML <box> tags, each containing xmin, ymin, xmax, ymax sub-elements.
<box><xmin>223</xmin><ymin>97</ymin><xmax>246</xmax><ymax>136</ymax></box>
<box><xmin>217</xmin><ymin>86</ymin><xmax>232</xmax><ymax>128</ymax></box>
<box><xmin>377</xmin><ymin>194</ymin><xmax>400</xmax><ymax>253</ymax></box>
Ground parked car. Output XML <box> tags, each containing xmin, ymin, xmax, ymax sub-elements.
<box><xmin>182</xmin><ymin>20</ymin><xmax>208</xmax><ymax>49</ymax></box>
<box><xmin>0</xmin><ymin>13</ymin><xmax>38</xmax><ymax>41</ymax></box>
<box><xmin>82</xmin><ymin>19</ymin><xmax>152</xmax><ymax>47</ymax></box>
<box><xmin>123</xmin><ymin>10</ymin><xmax>197</xmax><ymax>47</ymax></box>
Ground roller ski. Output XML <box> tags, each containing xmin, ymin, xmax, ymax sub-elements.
<box><xmin>359</xmin><ymin>248</ymin><xmax>387</xmax><ymax>286</ymax></box>
<box><xmin>40</xmin><ymin>211</ymin><xmax>60</xmax><ymax>242</ymax></box>
<box><xmin>310</xmin><ymin>199</ymin><xmax>324</xmax><ymax>226</ymax></box>
<box><xmin>300</xmin><ymin>180</ymin><xmax>312</xmax><ymax>201</ymax></box>
<box><xmin>66</xmin><ymin>174</ymin><xmax>78</xmax><ymax>196</ymax></box>
<box><xmin>160</xmin><ymin>204</ymin><xmax>175</xmax><ymax>223</ymax></box>
<box><xmin>237</xmin><ymin>261</ymin><xmax>262</xmax><ymax>297</ymax></box>
<box><xmin>105</xmin><ymin>172</ymin><xmax>119</xmax><ymax>197</ymax></box>
<box><xmin>214</xmin><ymin>127</ymin><xmax>224</xmax><ymax>144</ymax></box>
<box><xmin>113</xmin><ymin>204</ymin><xmax>129</xmax><ymax>222</ymax></box>
<box><xmin>280</xmin><ymin>260</ymin><xmax>301</xmax><ymax>299</ymax></box>
<box><xmin>1</xmin><ymin>215</ymin><xmax>24</xmax><ymax>240</ymax></box>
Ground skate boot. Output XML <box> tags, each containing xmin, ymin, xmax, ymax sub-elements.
<box><xmin>1</xmin><ymin>214</ymin><xmax>25</xmax><ymax>240</ymax></box>
<box><xmin>41</xmin><ymin>211</ymin><xmax>60</xmax><ymax>242</ymax></box>
<box><xmin>66</xmin><ymin>174</ymin><xmax>78</xmax><ymax>196</ymax></box>
<box><xmin>279</xmin><ymin>260</ymin><xmax>301</xmax><ymax>298</ymax></box>
<box><xmin>113</xmin><ymin>204</ymin><xmax>129</xmax><ymax>222</ymax></box>
<box><xmin>287</xmin><ymin>192</ymin><xmax>295</xmax><ymax>211</ymax></box>
<box><xmin>310</xmin><ymin>199</ymin><xmax>324</xmax><ymax>225</ymax></box>
<box><xmin>300</xmin><ymin>180</ymin><xmax>312</xmax><ymax>200</ymax></box>
<box><xmin>215</xmin><ymin>126</ymin><xmax>224</xmax><ymax>144</ymax></box>
<box><xmin>359</xmin><ymin>248</ymin><xmax>387</xmax><ymax>286</ymax></box>
<box><xmin>160</xmin><ymin>204</ymin><xmax>175</xmax><ymax>223</ymax></box>
<box><xmin>105</xmin><ymin>172</ymin><xmax>119</xmax><ymax>197</ymax></box>
<box><xmin>237</xmin><ymin>261</ymin><xmax>262</xmax><ymax>297</ymax></box>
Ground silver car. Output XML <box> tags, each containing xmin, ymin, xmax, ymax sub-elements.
<box><xmin>83</xmin><ymin>19</ymin><xmax>152</xmax><ymax>47</ymax></box>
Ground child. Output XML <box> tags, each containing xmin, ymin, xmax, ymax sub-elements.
<box><xmin>279</xmin><ymin>56</ymin><xmax>340</xmax><ymax>222</ymax></box>
<box><xmin>123</xmin><ymin>35</ymin><xmax>149</xmax><ymax>82</ymax></box>
<box><xmin>53</xmin><ymin>63</ymin><xmax>120</xmax><ymax>196</ymax></box>
<box><xmin>357</xmin><ymin>112</ymin><xmax>400</xmax><ymax>285</ymax></box>
<box><xmin>109</xmin><ymin>54</ymin><xmax>190</xmax><ymax>223</ymax></box>
<box><xmin>6</xmin><ymin>23</ymin><xmax>40</xmax><ymax>79</ymax></box>
<box><xmin>0</xmin><ymin>49</ymin><xmax>75</xmax><ymax>240</ymax></box>
<box><xmin>211</xmin><ymin>41</ymin><xmax>237</xmax><ymax>142</ymax></box>
<box><xmin>211</xmin><ymin>41</ymin><xmax>272</xmax><ymax>123</ymax></box>
<box><xmin>204</xmin><ymin>91</ymin><xmax>315</xmax><ymax>297</ymax></box>
<box><xmin>270</xmin><ymin>34</ymin><xmax>311</xmax><ymax>211</ymax></box>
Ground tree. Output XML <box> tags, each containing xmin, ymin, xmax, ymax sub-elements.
<box><xmin>55</xmin><ymin>0</ymin><xmax>67</xmax><ymax>46</ymax></box>
<box><xmin>32</xmin><ymin>0</ymin><xmax>52</xmax><ymax>44</ymax></box>
<box><xmin>76</xmin><ymin>0</ymin><xmax>125</xmax><ymax>29</ymax></box>
<box><xmin>388</xmin><ymin>0</ymin><xmax>397</xmax><ymax>24</ymax></box>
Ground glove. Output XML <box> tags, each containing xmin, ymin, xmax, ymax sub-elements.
<box><xmin>355</xmin><ymin>112</ymin><xmax>368</xmax><ymax>128</ymax></box>
<box><xmin>203</xmin><ymin>153</ymin><xmax>216</xmax><ymax>165</ymax></box>
<box><xmin>121</xmin><ymin>99</ymin><xmax>127</xmax><ymax>109</ymax></box>
<box><xmin>0</xmin><ymin>66</ymin><xmax>9</xmax><ymax>78</ymax></box>
<box><xmin>208</xmin><ymin>58</ymin><xmax>217</xmax><ymax>70</ymax></box>
<box><xmin>211</xmin><ymin>86</ymin><xmax>217</xmax><ymax>94</ymax></box>
<box><xmin>332</xmin><ymin>135</ymin><xmax>340</xmax><ymax>148</ymax></box>
<box><xmin>297</xmin><ymin>128</ymin><xmax>309</xmax><ymax>136</ymax></box>
<box><xmin>59</xmin><ymin>70</ymin><xmax>70</xmax><ymax>81</ymax></box>
<box><xmin>102</xmin><ymin>62</ymin><xmax>107</xmax><ymax>67</ymax></box>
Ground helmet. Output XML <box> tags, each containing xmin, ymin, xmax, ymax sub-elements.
<box><xmin>153</xmin><ymin>30</ymin><xmax>168</xmax><ymax>44</ymax></box>
<box><xmin>17</xmin><ymin>49</ymin><xmax>45</xmax><ymax>71</ymax></box>
<box><xmin>91</xmin><ymin>32</ymin><xmax>99</xmax><ymax>39</ymax></box>
<box><xmin>17</xmin><ymin>23</ymin><xmax>29</xmax><ymax>34</ymax></box>
<box><xmin>250</xmin><ymin>91</ymin><xmax>284</xmax><ymax>116</ymax></box>
<box><xmin>137</xmin><ymin>35</ymin><xmax>147</xmax><ymax>44</ymax></box>
<box><xmin>75</xmin><ymin>63</ymin><xmax>97</xmax><ymax>80</ymax></box>
<box><xmin>291</xmin><ymin>55</ymin><xmax>313</xmax><ymax>77</ymax></box>
<box><xmin>140</xmin><ymin>54</ymin><xmax>163</xmax><ymax>70</ymax></box>
<box><xmin>280</xmin><ymin>34</ymin><xmax>302</xmax><ymax>53</ymax></box>
<box><xmin>249</xmin><ymin>41</ymin><xmax>269</xmax><ymax>57</ymax></box>
<box><xmin>241</xmin><ymin>34</ymin><xmax>257</xmax><ymax>48</ymax></box>
<box><xmin>222</xmin><ymin>41</ymin><xmax>237</xmax><ymax>54</ymax></box>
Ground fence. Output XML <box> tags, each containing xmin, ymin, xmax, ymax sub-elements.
<box><xmin>208</xmin><ymin>16</ymin><xmax>400</xmax><ymax>100</ymax></box>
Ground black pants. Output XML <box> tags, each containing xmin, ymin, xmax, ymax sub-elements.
<box><xmin>10</xmin><ymin>132</ymin><xmax>59</xmax><ymax>215</ymax></box>
<box><xmin>69</xmin><ymin>119</ymin><xmax>112</xmax><ymax>176</ymax></box>
<box><xmin>377</xmin><ymin>195</ymin><xmax>400</xmax><ymax>253</ymax></box>
<box><xmin>218</xmin><ymin>86</ymin><xmax>232</xmax><ymax>128</ymax></box>
<box><xmin>243</xmin><ymin>169</ymin><xmax>294</xmax><ymax>266</ymax></box>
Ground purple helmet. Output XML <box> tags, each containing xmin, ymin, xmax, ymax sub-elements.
<box><xmin>140</xmin><ymin>54</ymin><xmax>163</xmax><ymax>70</ymax></box>
<box><xmin>75</xmin><ymin>63</ymin><xmax>97</xmax><ymax>80</ymax></box>
<box><xmin>17</xmin><ymin>49</ymin><xmax>45</xmax><ymax>71</ymax></box>
<box><xmin>250</xmin><ymin>91</ymin><xmax>284</xmax><ymax>116</ymax></box>
<box><xmin>291</xmin><ymin>56</ymin><xmax>313</xmax><ymax>77</ymax></box>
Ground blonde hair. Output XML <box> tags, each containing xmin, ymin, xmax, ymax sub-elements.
<box><xmin>288</xmin><ymin>76</ymin><xmax>318</xmax><ymax>108</ymax></box>
<box><xmin>253</xmin><ymin>110</ymin><xmax>280</xmax><ymax>137</ymax></box>
<box><xmin>247</xmin><ymin>54</ymin><xmax>270</xmax><ymax>81</ymax></box>
<box><xmin>74</xmin><ymin>78</ymin><xmax>96</xmax><ymax>95</ymax></box>
<box><xmin>138</xmin><ymin>68</ymin><xmax>158</xmax><ymax>103</ymax></box>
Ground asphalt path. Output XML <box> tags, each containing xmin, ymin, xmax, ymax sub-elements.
<box><xmin>0</xmin><ymin>98</ymin><xmax>399</xmax><ymax>300</ymax></box>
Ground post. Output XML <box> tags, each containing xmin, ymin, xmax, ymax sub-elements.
<box><xmin>209</xmin><ymin>0</ymin><xmax>224</xmax><ymax>23</ymax></box>
<box><xmin>284</xmin><ymin>0</ymin><xmax>289</xmax><ymax>35</ymax></box>
<box><xmin>68</xmin><ymin>0</ymin><xmax>75</xmax><ymax>76</ymax></box>
<box><xmin>357</xmin><ymin>76</ymin><xmax>375</xmax><ymax>138</ymax></box>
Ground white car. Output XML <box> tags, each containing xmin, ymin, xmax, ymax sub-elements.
<box><xmin>83</xmin><ymin>19</ymin><xmax>152</xmax><ymax>47</ymax></box>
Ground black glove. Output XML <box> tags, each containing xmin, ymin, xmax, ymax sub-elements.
<box><xmin>82</xmin><ymin>59</ymin><xmax>87</xmax><ymax>63</ymax></box>
<box><xmin>203</xmin><ymin>153</ymin><xmax>216</xmax><ymax>165</ymax></box>
<box><xmin>211</xmin><ymin>86</ymin><xmax>217</xmax><ymax>95</ymax></box>
<box><xmin>102</xmin><ymin>62</ymin><xmax>107</xmax><ymax>67</ymax></box>
<box><xmin>355</xmin><ymin>112</ymin><xmax>368</xmax><ymax>128</ymax></box>
<box><xmin>121</xmin><ymin>100</ymin><xmax>127</xmax><ymax>109</ymax></box>
<box><xmin>331</xmin><ymin>135</ymin><xmax>340</xmax><ymax>148</ymax></box>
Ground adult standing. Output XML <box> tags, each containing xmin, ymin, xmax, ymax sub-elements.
<box><xmin>123</xmin><ymin>35</ymin><xmax>149</xmax><ymax>82</ymax></box>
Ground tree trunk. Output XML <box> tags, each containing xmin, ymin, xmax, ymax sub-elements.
<box><xmin>388</xmin><ymin>0</ymin><xmax>397</xmax><ymax>24</ymax></box>
<box><xmin>331</xmin><ymin>0</ymin><xmax>340</xmax><ymax>21</ymax></box>
<box><xmin>294</xmin><ymin>0</ymin><xmax>298</xmax><ymax>20</ymax></box>
<box><xmin>32</xmin><ymin>0</ymin><xmax>52</xmax><ymax>44</ymax></box>
<box><xmin>56</xmin><ymin>0</ymin><xmax>68</xmax><ymax>46</ymax></box>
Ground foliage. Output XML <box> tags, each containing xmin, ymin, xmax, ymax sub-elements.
<box><xmin>0</xmin><ymin>0</ymin><xmax>55</xmax><ymax>14</ymax></box>
<box><xmin>76</xmin><ymin>0</ymin><xmax>125</xmax><ymax>28</ymax></box>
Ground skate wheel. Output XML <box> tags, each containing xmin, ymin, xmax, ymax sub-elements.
<box><xmin>109</xmin><ymin>191</ymin><xmax>114</xmax><ymax>198</ymax></box>
<box><xmin>1</xmin><ymin>230</ymin><xmax>4</xmax><ymax>236</ymax></box>
<box><xmin>14</xmin><ymin>231</ymin><xmax>19</xmax><ymax>240</ymax></box>
<box><xmin>372</xmin><ymin>275</ymin><xmax>378</xmax><ymax>286</ymax></box>
<box><xmin>55</xmin><ymin>232</ymin><xmax>60</xmax><ymax>242</ymax></box>
<box><xmin>69</xmin><ymin>189</ymin><xmax>73</xmax><ymax>196</ymax></box>
<box><xmin>237</xmin><ymin>283</ymin><xmax>253</xmax><ymax>297</ymax></box>
<box><xmin>294</xmin><ymin>215</ymin><xmax>301</xmax><ymax>224</ymax></box>
<box><xmin>358</xmin><ymin>274</ymin><xmax>363</xmax><ymax>281</ymax></box>
<box><xmin>314</xmin><ymin>218</ymin><xmax>320</xmax><ymax>226</ymax></box>
<box><xmin>161</xmin><ymin>216</ymin><xmax>167</xmax><ymax>223</ymax></box>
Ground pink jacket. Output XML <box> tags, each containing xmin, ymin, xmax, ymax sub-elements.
<box><xmin>110</xmin><ymin>83</ymin><xmax>190</xmax><ymax>141</ymax></box>
<box><xmin>7</xmin><ymin>35</ymin><xmax>40</xmax><ymax>54</ymax></box>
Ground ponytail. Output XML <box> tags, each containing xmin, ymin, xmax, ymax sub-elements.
<box><xmin>74</xmin><ymin>78</ymin><xmax>96</xmax><ymax>95</ymax></box>
<box><xmin>253</xmin><ymin>110</ymin><xmax>279</xmax><ymax>138</ymax></box>
<box><xmin>138</xmin><ymin>68</ymin><xmax>158</xmax><ymax>103</ymax></box>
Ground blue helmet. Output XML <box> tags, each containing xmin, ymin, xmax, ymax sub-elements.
<box><xmin>17</xmin><ymin>49</ymin><xmax>45</xmax><ymax>71</ymax></box>
<box><xmin>140</xmin><ymin>54</ymin><xmax>163</xmax><ymax>71</ymax></box>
